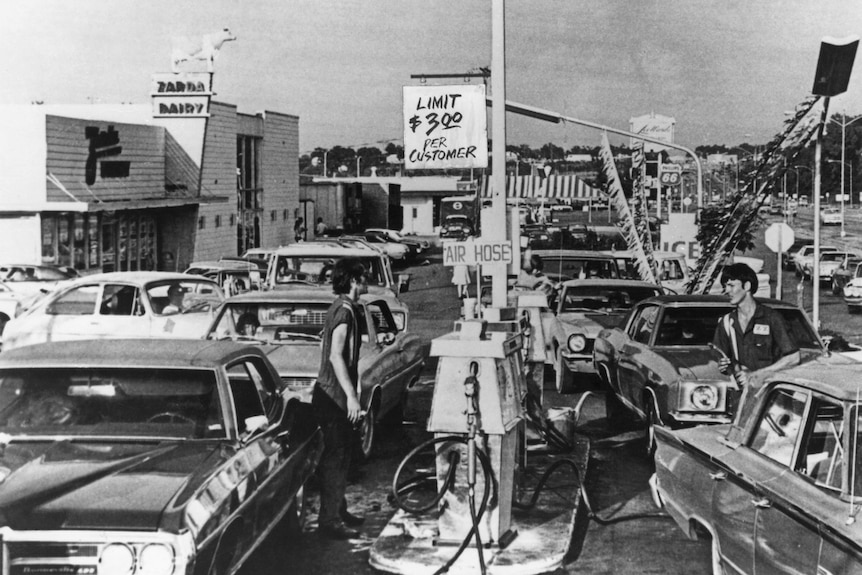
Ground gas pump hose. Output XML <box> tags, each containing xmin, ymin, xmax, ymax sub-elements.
<box><xmin>512</xmin><ymin>445</ymin><xmax>672</xmax><ymax>525</ymax></box>
<box><xmin>390</xmin><ymin>434</ymin><xmax>494</xmax><ymax>575</ymax></box>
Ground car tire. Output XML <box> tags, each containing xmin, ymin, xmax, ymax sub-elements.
<box><xmin>555</xmin><ymin>349</ymin><xmax>576</xmax><ymax>394</ymax></box>
<box><xmin>644</xmin><ymin>396</ymin><xmax>657</xmax><ymax>459</ymax></box>
<box><xmin>359</xmin><ymin>395</ymin><xmax>379</xmax><ymax>460</ymax></box>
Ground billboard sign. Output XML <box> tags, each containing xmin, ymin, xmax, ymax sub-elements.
<box><xmin>629</xmin><ymin>113</ymin><xmax>675</xmax><ymax>153</ymax></box>
<box><xmin>403</xmin><ymin>84</ymin><xmax>488</xmax><ymax>170</ymax></box>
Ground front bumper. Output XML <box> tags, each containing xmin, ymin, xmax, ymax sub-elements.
<box><xmin>561</xmin><ymin>352</ymin><xmax>597</xmax><ymax>374</ymax></box>
<box><xmin>0</xmin><ymin>528</ymin><xmax>195</xmax><ymax>575</ymax></box>
<box><xmin>667</xmin><ymin>411</ymin><xmax>732</xmax><ymax>426</ymax></box>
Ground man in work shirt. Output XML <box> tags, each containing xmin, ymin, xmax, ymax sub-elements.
<box><xmin>712</xmin><ymin>263</ymin><xmax>800</xmax><ymax>432</ymax></box>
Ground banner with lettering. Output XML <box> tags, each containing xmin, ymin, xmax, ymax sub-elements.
<box><xmin>598</xmin><ymin>133</ymin><xmax>656</xmax><ymax>284</ymax></box>
<box><xmin>403</xmin><ymin>84</ymin><xmax>488</xmax><ymax>170</ymax></box>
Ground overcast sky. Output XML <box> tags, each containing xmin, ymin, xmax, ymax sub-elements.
<box><xmin>3</xmin><ymin>0</ymin><xmax>862</xmax><ymax>153</ymax></box>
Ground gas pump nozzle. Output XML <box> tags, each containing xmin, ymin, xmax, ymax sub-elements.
<box><xmin>464</xmin><ymin>362</ymin><xmax>480</xmax><ymax>486</ymax></box>
<box><xmin>708</xmin><ymin>343</ymin><xmax>745</xmax><ymax>389</ymax></box>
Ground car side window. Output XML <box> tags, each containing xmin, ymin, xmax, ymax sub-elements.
<box><xmin>797</xmin><ymin>397</ymin><xmax>845</xmax><ymax>492</ymax></box>
<box><xmin>47</xmin><ymin>285</ymin><xmax>99</xmax><ymax>315</ymax></box>
<box><xmin>750</xmin><ymin>388</ymin><xmax>808</xmax><ymax>467</ymax></box>
<box><xmin>227</xmin><ymin>360</ymin><xmax>275</xmax><ymax>434</ymax></box>
<box><xmin>630</xmin><ymin>305</ymin><xmax>659</xmax><ymax>345</ymax></box>
<box><xmin>99</xmin><ymin>284</ymin><xmax>144</xmax><ymax>316</ymax></box>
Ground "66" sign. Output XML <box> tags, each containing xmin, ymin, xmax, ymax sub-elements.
<box><xmin>659</xmin><ymin>168</ymin><xmax>681</xmax><ymax>187</ymax></box>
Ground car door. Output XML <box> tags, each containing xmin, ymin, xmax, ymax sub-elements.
<box><xmin>38</xmin><ymin>283</ymin><xmax>102</xmax><ymax>342</ymax></box>
<box><xmin>224</xmin><ymin>357</ymin><xmax>292</xmax><ymax>552</ymax></box>
<box><xmin>710</xmin><ymin>386</ymin><xmax>810</xmax><ymax>575</ymax></box>
<box><xmin>615</xmin><ymin>303</ymin><xmax>660</xmax><ymax>415</ymax></box>
<box><xmin>93</xmin><ymin>283</ymin><xmax>151</xmax><ymax>339</ymax></box>
<box><xmin>754</xmin><ymin>393</ymin><xmax>842</xmax><ymax>575</ymax></box>
<box><xmin>358</xmin><ymin>300</ymin><xmax>409</xmax><ymax>416</ymax></box>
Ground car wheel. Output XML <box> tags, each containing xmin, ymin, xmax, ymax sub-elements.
<box><xmin>359</xmin><ymin>395</ymin><xmax>379</xmax><ymax>460</ymax></box>
<box><xmin>555</xmin><ymin>349</ymin><xmax>576</xmax><ymax>394</ymax></box>
<box><xmin>644</xmin><ymin>397</ymin><xmax>657</xmax><ymax>459</ymax></box>
<box><xmin>283</xmin><ymin>484</ymin><xmax>308</xmax><ymax>534</ymax></box>
<box><xmin>850</xmin><ymin>306</ymin><xmax>860</xmax><ymax>315</ymax></box>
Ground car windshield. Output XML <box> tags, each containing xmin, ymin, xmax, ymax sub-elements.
<box><xmin>146</xmin><ymin>280</ymin><xmax>223</xmax><ymax>316</ymax></box>
<box><xmin>541</xmin><ymin>257</ymin><xmax>618</xmax><ymax>282</ymax></box>
<box><xmin>822</xmin><ymin>253</ymin><xmax>848</xmax><ymax>262</ymax></box>
<box><xmin>209</xmin><ymin>301</ymin><xmax>329</xmax><ymax>343</ymax></box>
<box><xmin>272</xmin><ymin>255</ymin><xmax>387</xmax><ymax>288</ymax></box>
<box><xmin>0</xmin><ymin>367</ymin><xmax>225</xmax><ymax>439</ymax></box>
<box><xmin>560</xmin><ymin>285</ymin><xmax>660</xmax><ymax>312</ymax></box>
<box><xmin>653</xmin><ymin>305</ymin><xmax>821</xmax><ymax>349</ymax></box>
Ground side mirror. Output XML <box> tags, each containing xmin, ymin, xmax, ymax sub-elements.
<box><xmin>243</xmin><ymin>414</ymin><xmax>269</xmax><ymax>436</ymax></box>
<box><xmin>397</xmin><ymin>273</ymin><xmax>412</xmax><ymax>294</ymax></box>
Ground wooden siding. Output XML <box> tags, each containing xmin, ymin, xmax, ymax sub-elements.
<box><xmin>193</xmin><ymin>102</ymin><xmax>238</xmax><ymax>261</ymax></box>
<box><xmin>46</xmin><ymin>115</ymin><xmax>166</xmax><ymax>203</ymax></box>
<box><xmin>260</xmin><ymin>111</ymin><xmax>298</xmax><ymax>248</ymax></box>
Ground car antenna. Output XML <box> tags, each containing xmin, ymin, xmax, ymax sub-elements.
<box><xmin>849</xmin><ymin>385</ymin><xmax>860</xmax><ymax>526</ymax></box>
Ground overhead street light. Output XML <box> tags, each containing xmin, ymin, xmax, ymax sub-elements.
<box><xmin>789</xmin><ymin>164</ymin><xmax>813</xmax><ymax>203</ymax></box>
<box><xmin>809</xmin><ymin>35</ymin><xmax>859</xmax><ymax>331</ymax></box>
<box><xmin>829</xmin><ymin>111</ymin><xmax>862</xmax><ymax>210</ymax></box>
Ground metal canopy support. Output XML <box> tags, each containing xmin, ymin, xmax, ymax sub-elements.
<box><xmin>484</xmin><ymin>98</ymin><xmax>705</xmax><ymax>213</ymax></box>
<box><xmin>489</xmin><ymin>0</ymin><xmax>507</xmax><ymax>309</ymax></box>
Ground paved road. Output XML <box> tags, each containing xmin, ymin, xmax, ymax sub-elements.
<box><xmin>238</xmin><ymin>218</ymin><xmax>862</xmax><ymax>574</ymax></box>
<box><xmin>239</xmin><ymin>251</ymin><xmax>713</xmax><ymax>574</ymax></box>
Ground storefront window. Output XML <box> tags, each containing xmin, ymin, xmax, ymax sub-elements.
<box><xmin>41</xmin><ymin>217</ymin><xmax>56</xmax><ymax>263</ymax></box>
<box><xmin>102</xmin><ymin>214</ymin><xmax>116</xmax><ymax>273</ymax></box>
<box><xmin>57</xmin><ymin>217</ymin><xmax>72</xmax><ymax>268</ymax></box>
<box><xmin>73</xmin><ymin>213</ymin><xmax>85</xmax><ymax>270</ymax></box>
<box><xmin>119</xmin><ymin>219</ymin><xmax>128</xmax><ymax>271</ymax></box>
<box><xmin>87</xmin><ymin>214</ymin><xmax>99</xmax><ymax>268</ymax></box>
<box><xmin>129</xmin><ymin>218</ymin><xmax>138</xmax><ymax>271</ymax></box>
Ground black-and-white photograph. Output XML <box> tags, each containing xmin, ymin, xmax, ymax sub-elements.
<box><xmin>2</xmin><ymin>1</ymin><xmax>862</xmax><ymax>574</ymax></box>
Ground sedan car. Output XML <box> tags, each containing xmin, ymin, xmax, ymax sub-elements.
<box><xmin>593</xmin><ymin>295</ymin><xmax>824</xmax><ymax>454</ymax></box>
<box><xmin>350</xmin><ymin>231</ymin><xmax>409</xmax><ymax>263</ymax></box>
<box><xmin>651</xmin><ymin>355</ymin><xmax>862</xmax><ymax>575</ymax></box>
<box><xmin>0</xmin><ymin>263</ymin><xmax>78</xmax><ymax>296</ymax></box>
<box><xmin>794</xmin><ymin>244</ymin><xmax>839</xmax><ymax>277</ymax></box>
<box><xmin>2</xmin><ymin>272</ymin><xmax>224</xmax><ymax>350</ymax></box>
<box><xmin>205</xmin><ymin>289</ymin><xmax>430</xmax><ymax>458</ymax></box>
<box><xmin>548</xmin><ymin>279</ymin><xmax>663</xmax><ymax>394</ymax></box>
<box><xmin>820</xmin><ymin>206</ymin><xmax>843</xmax><ymax>225</ymax></box>
<box><xmin>830</xmin><ymin>258</ymin><xmax>862</xmax><ymax>294</ymax></box>
<box><xmin>804</xmin><ymin>251</ymin><xmax>858</xmax><ymax>285</ymax></box>
<box><xmin>365</xmin><ymin>228</ymin><xmax>431</xmax><ymax>260</ymax></box>
<box><xmin>842</xmin><ymin>277</ymin><xmax>862</xmax><ymax>312</ymax></box>
<box><xmin>266</xmin><ymin>244</ymin><xmax>410</xmax><ymax>330</ymax></box>
<box><xmin>0</xmin><ymin>339</ymin><xmax>323</xmax><ymax>575</ymax></box>
<box><xmin>0</xmin><ymin>280</ymin><xmax>44</xmax><ymax>338</ymax></box>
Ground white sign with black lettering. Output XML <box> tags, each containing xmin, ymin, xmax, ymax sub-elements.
<box><xmin>403</xmin><ymin>84</ymin><xmax>489</xmax><ymax>170</ymax></box>
<box><xmin>443</xmin><ymin>239</ymin><xmax>513</xmax><ymax>266</ymax></box>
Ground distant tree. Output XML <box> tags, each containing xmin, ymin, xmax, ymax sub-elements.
<box><xmin>539</xmin><ymin>142</ymin><xmax>565</xmax><ymax>162</ymax></box>
<box><xmin>385</xmin><ymin>142</ymin><xmax>404</xmax><ymax>158</ymax></box>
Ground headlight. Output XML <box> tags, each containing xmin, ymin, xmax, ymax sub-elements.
<box><xmin>100</xmin><ymin>543</ymin><xmax>135</xmax><ymax>575</ymax></box>
<box><xmin>690</xmin><ymin>385</ymin><xmax>718</xmax><ymax>410</ymax></box>
<box><xmin>139</xmin><ymin>543</ymin><xmax>175</xmax><ymax>575</ymax></box>
<box><xmin>393</xmin><ymin>312</ymin><xmax>406</xmax><ymax>331</ymax></box>
<box><xmin>567</xmin><ymin>334</ymin><xmax>587</xmax><ymax>353</ymax></box>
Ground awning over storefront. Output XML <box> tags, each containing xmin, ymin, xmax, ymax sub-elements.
<box><xmin>481</xmin><ymin>174</ymin><xmax>603</xmax><ymax>200</ymax></box>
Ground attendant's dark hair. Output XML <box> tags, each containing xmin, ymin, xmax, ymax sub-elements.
<box><xmin>720</xmin><ymin>262</ymin><xmax>758</xmax><ymax>294</ymax></box>
<box><xmin>332</xmin><ymin>257</ymin><xmax>366</xmax><ymax>294</ymax></box>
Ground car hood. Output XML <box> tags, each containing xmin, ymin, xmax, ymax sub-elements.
<box><xmin>652</xmin><ymin>347</ymin><xmax>725</xmax><ymax>380</ymax></box>
<box><xmin>0</xmin><ymin>440</ymin><xmax>222</xmax><ymax>531</ymax></box>
<box><xmin>558</xmin><ymin>312</ymin><xmax>627</xmax><ymax>335</ymax></box>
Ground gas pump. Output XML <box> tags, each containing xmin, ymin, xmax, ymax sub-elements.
<box><xmin>427</xmin><ymin>318</ymin><xmax>525</xmax><ymax>547</ymax></box>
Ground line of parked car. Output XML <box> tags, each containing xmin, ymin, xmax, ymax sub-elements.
<box><xmin>0</xmin><ymin>228</ymin><xmax>432</xmax><ymax>574</ymax></box>
<box><xmin>504</xmin><ymin>228</ymin><xmax>862</xmax><ymax>573</ymax></box>
<box><xmin>788</xmin><ymin>242</ymin><xmax>862</xmax><ymax>312</ymax></box>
